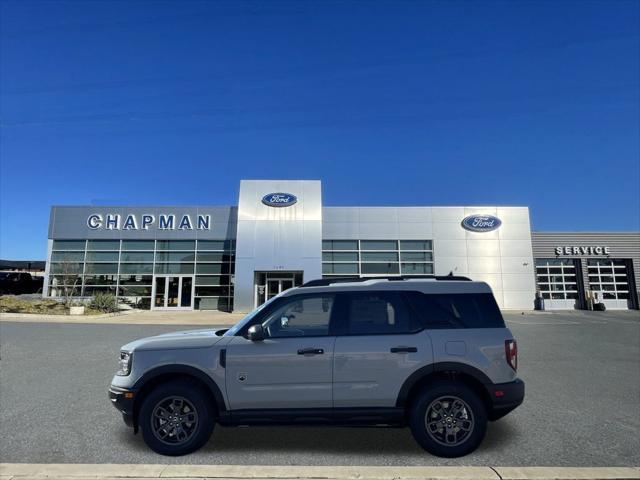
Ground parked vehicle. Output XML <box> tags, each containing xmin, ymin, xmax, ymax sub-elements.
<box><xmin>0</xmin><ymin>272</ymin><xmax>42</xmax><ymax>294</ymax></box>
<box><xmin>109</xmin><ymin>276</ymin><xmax>524</xmax><ymax>457</ymax></box>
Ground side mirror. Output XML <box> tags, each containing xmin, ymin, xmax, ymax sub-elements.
<box><xmin>247</xmin><ymin>324</ymin><xmax>265</xmax><ymax>342</ymax></box>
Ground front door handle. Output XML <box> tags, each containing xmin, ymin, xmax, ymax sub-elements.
<box><xmin>390</xmin><ymin>346</ymin><xmax>418</xmax><ymax>353</ymax></box>
<box><xmin>297</xmin><ymin>348</ymin><xmax>324</xmax><ymax>355</ymax></box>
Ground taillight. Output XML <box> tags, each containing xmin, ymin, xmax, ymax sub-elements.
<box><xmin>505</xmin><ymin>339</ymin><xmax>517</xmax><ymax>371</ymax></box>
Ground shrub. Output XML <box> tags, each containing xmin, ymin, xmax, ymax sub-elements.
<box><xmin>89</xmin><ymin>292</ymin><xmax>118</xmax><ymax>313</ymax></box>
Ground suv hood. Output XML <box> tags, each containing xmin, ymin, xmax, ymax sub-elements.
<box><xmin>121</xmin><ymin>328</ymin><xmax>225</xmax><ymax>352</ymax></box>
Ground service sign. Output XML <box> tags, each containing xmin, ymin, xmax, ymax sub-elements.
<box><xmin>461</xmin><ymin>214</ymin><xmax>502</xmax><ymax>232</ymax></box>
<box><xmin>261</xmin><ymin>193</ymin><xmax>297</xmax><ymax>207</ymax></box>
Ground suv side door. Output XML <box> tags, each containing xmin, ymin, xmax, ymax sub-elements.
<box><xmin>225</xmin><ymin>293</ymin><xmax>337</xmax><ymax>410</ymax></box>
<box><xmin>332</xmin><ymin>290</ymin><xmax>433</xmax><ymax>408</ymax></box>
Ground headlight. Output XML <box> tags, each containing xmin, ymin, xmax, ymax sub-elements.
<box><xmin>116</xmin><ymin>351</ymin><xmax>132</xmax><ymax>376</ymax></box>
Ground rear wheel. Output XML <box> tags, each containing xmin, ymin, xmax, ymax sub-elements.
<box><xmin>409</xmin><ymin>381</ymin><xmax>487</xmax><ymax>457</ymax></box>
<box><xmin>139</xmin><ymin>380</ymin><xmax>215</xmax><ymax>456</ymax></box>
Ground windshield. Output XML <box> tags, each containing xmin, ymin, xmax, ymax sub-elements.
<box><xmin>224</xmin><ymin>294</ymin><xmax>281</xmax><ymax>336</ymax></box>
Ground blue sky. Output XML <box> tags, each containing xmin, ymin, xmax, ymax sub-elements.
<box><xmin>1</xmin><ymin>0</ymin><xmax>638</xmax><ymax>260</ymax></box>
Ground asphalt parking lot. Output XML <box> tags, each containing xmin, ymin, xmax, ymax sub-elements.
<box><xmin>1</xmin><ymin>311</ymin><xmax>638</xmax><ymax>466</ymax></box>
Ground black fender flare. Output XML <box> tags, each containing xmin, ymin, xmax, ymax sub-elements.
<box><xmin>395</xmin><ymin>362</ymin><xmax>492</xmax><ymax>407</ymax></box>
<box><xmin>132</xmin><ymin>364</ymin><xmax>227</xmax><ymax>414</ymax></box>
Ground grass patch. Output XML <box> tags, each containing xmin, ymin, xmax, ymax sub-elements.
<box><xmin>0</xmin><ymin>296</ymin><xmax>102</xmax><ymax>315</ymax></box>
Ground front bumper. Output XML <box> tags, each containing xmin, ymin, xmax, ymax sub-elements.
<box><xmin>108</xmin><ymin>386</ymin><xmax>136</xmax><ymax>428</ymax></box>
<box><xmin>485</xmin><ymin>378</ymin><xmax>525</xmax><ymax>421</ymax></box>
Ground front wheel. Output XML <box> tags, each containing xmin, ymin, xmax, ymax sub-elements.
<box><xmin>139</xmin><ymin>380</ymin><xmax>215</xmax><ymax>456</ymax></box>
<box><xmin>409</xmin><ymin>381</ymin><xmax>487</xmax><ymax>457</ymax></box>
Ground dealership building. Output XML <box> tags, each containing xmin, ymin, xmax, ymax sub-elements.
<box><xmin>44</xmin><ymin>180</ymin><xmax>640</xmax><ymax>312</ymax></box>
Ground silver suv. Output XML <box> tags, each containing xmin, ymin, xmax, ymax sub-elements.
<box><xmin>109</xmin><ymin>276</ymin><xmax>524</xmax><ymax>457</ymax></box>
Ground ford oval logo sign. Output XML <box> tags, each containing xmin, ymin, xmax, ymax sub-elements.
<box><xmin>461</xmin><ymin>214</ymin><xmax>502</xmax><ymax>232</ymax></box>
<box><xmin>261</xmin><ymin>192</ymin><xmax>298</xmax><ymax>207</ymax></box>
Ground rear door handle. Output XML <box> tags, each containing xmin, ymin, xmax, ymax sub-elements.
<box><xmin>390</xmin><ymin>346</ymin><xmax>418</xmax><ymax>353</ymax></box>
<box><xmin>297</xmin><ymin>348</ymin><xmax>324</xmax><ymax>355</ymax></box>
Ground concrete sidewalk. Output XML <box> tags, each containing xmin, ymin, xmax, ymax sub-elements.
<box><xmin>0</xmin><ymin>310</ymin><xmax>244</xmax><ymax>325</ymax></box>
<box><xmin>1</xmin><ymin>464</ymin><xmax>638</xmax><ymax>480</ymax></box>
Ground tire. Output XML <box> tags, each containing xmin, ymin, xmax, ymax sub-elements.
<box><xmin>409</xmin><ymin>380</ymin><xmax>487</xmax><ymax>458</ymax></box>
<box><xmin>139</xmin><ymin>380</ymin><xmax>215</xmax><ymax>456</ymax></box>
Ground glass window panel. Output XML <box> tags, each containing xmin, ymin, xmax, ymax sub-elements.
<box><xmin>346</xmin><ymin>292</ymin><xmax>420</xmax><ymax>334</ymax></box>
<box><xmin>548</xmin><ymin>268</ymin><xmax>562</xmax><ymax>274</ymax></box>
<box><xmin>535</xmin><ymin>259</ymin><xmax>550</xmax><ymax>266</ymax></box>
<box><xmin>196</xmin><ymin>275</ymin><xmax>227</xmax><ymax>286</ymax></box>
<box><xmin>197</xmin><ymin>240</ymin><xmax>234</xmax><ymax>251</ymax></box>
<box><xmin>322</xmin><ymin>263</ymin><xmax>359</xmax><ymax>274</ymax></box>
<box><xmin>322</xmin><ymin>252</ymin><xmax>359</xmax><ymax>262</ymax></box>
<box><xmin>401</xmin><ymin>252</ymin><xmax>433</xmax><ymax>261</ymax></box>
<box><xmin>195</xmin><ymin>297</ymin><xmax>231</xmax><ymax>311</ymax></box>
<box><xmin>156</xmin><ymin>240</ymin><xmax>195</xmax><ymax>250</ymax></box>
<box><xmin>119</xmin><ymin>263</ymin><xmax>154</xmax><ymax>274</ymax></box>
<box><xmin>602</xmin><ymin>284</ymin><xmax>616</xmax><ymax>291</ymax></box>
<box><xmin>119</xmin><ymin>274</ymin><xmax>153</xmax><ymax>285</ymax></box>
<box><xmin>552</xmin><ymin>275</ymin><xmax>564</xmax><ymax>283</ymax></box>
<box><xmin>49</xmin><ymin>262</ymin><xmax>83</xmax><ymax>274</ymax></box>
<box><xmin>565</xmin><ymin>292</ymin><xmax>579</xmax><ymax>299</ymax></box>
<box><xmin>360</xmin><ymin>240</ymin><xmax>397</xmax><ymax>251</ymax></box>
<box><xmin>196</xmin><ymin>263</ymin><xmax>232</xmax><ymax>274</ymax></box>
<box><xmin>121</xmin><ymin>240</ymin><xmax>155</xmax><ymax>250</ymax></box>
<box><xmin>195</xmin><ymin>286</ymin><xmax>231</xmax><ymax>297</ymax></box>
<box><xmin>84</xmin><ymin>263</ymin><xmax>118</xmax><ymax>274</ymax></box>
<box><xmin>196</xmin><ymin>252</ymin><xmax>233</xmax><ymax>262</ymax></box>
<box><xmin>615</xmin><ymin>275</ymin><xmax>628</xmax><ymax>282</ymax></box>
<box><xmin>323</xmin><ymin>240</ymin><xmax>359</xmax><ymax>250</ymax></box>
<box><xmin>539</xmin><ymin>284</ymin><xmax>550</xmax><ymax>291</ymax></box>
<box><xmin>51</xmin><ymin>251</ymin><xmax>85</xmax><ymax>262</ymax></box>
<box><xmin>400</xmin><ymin>240</ymin><xmax>433</xmax><ymax>251</ymax></box>
<box><xmin>84</xmin><ymin>286</ymin><xmax>116</xmax><ymax>296</ymax></box>
<box><xmin>537</xmin><ymin>276</ymin><xmax>550</xmax><ymax>283</ymax></box>
<box><xmin>541</xmin><ymin>292</ymin><xmax>551</xmax><ymax>299</ymax></box>
<box><xmin>361</xmin><ymin>263</ymin><xmax>400</xmax><ymax>274</ymax></box>
<box><xmin>361</xmin><ymin>252</ymin><xmax>399</xmax><ymax>262</ymax></box>
<box><xmin>155</xmin><ymin>252</ymin><xmax>195</xmax><ymax>262</ymax></box>
<box><xmin>551</xmin><ymin>293</ymin><xmax>565</xmax><ymax>299</ymax></box>
<box><xmin>83</xmin><ymin>274</ymin><xmax>117</xmax><ymax>285</ymax></box>
<box><xmin>86</xmin><ymin>240</ymin><xmax>120</xmax><ymax>250</ymax></box>
<box><xmin>154</xmin><ymin>263</ymin><xmax>195</xmax><ymax>274</ymax></box>
<box><xmin>52</xmin><ymin>240</ymin><xmax>86</xmax><ymax>251</ymax></box>
<box><xmin>618</xmin><ymin>292</ymin><xmax>629</xmax><ymax>299</ymax></box>
<box><xmin>85</xmin><ymin>251</ymin><xmax>119</xmax><ymax>262</ymax></box>
<box><xmin>401</xmin><ymin>263</ymin><xmax>435</xmax><ymax>274</ymax></box>
<box><xmin>120</xmin><ymin>251</ymin><xmax>154</xmax><ymax>262</ymax></box>
<box><xmin>602</xmin><ymin>292</ymin><xmax>616</xmax><ymax>299</ymax></box>
<box><xmin>118</xmin><ymin>285</ymin><xmax>153</xmax><ymax>296</ymax></box>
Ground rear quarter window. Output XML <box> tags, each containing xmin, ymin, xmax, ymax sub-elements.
<box><xmin>404</xmin><ymin>292</ymin><xmax>505</xmax><ymax>329</ymax></box>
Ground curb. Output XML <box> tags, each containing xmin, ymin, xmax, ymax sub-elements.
<box><xmin>1</xmin><ymin>464</ymin><xmax>638</xmax><ymax>480</ymax></box>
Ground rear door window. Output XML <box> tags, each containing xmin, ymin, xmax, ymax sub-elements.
<box><xmin>343</xmin><ymin>291</ymin><xmax>422</xmax><ymax>335</ymax></box>
<box><xmin>405</xmin><ymin>292</ymin><xmax>505</xmax><ymax>329</ymax></box>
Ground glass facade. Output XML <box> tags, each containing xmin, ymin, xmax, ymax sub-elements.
<box><xmin>322</xmin><ymin>239</ymin><xmax>435</xmax><ymax>278</ymax></box>
<box><xmin>48</xmin><ymin>239</ymin><xmax>235</xmax><ymax>310</ymax></box>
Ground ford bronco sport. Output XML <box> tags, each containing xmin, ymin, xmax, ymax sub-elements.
<box><xmin>109</xmin><ymin>276</ymin><xmax>524</xmax><ymax>457</ymax></box>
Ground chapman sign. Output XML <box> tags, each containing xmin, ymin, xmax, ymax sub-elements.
<box><xmin>87</xmin><ymin>214</ymin><xmax>211</xmax><ymax>231</ymax></box>
<box><xmin>555</xmin><ymin>246</ymin><xmax>611</xmax><ymax>256</ymax></box>
<box><xmin>461</xmin><ymin>214</ymin><xmax>502</xmax><ymax>232</ymax></box>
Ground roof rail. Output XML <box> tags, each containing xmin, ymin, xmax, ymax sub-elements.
<box><xmin>300</xmin><ymin>275</ymin><xmax>472</xmax><ymax>288</ymax></box>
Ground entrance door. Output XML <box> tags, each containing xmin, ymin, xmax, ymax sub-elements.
<box><xmin>254</xmin><ymin>272</ymin><xmax>302</xmax><ymax>308</ymax></box>
<box><xmin>153</xmin><ymin>276</ymin><xmax>194</xmax><ymax>309</ymax></box>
